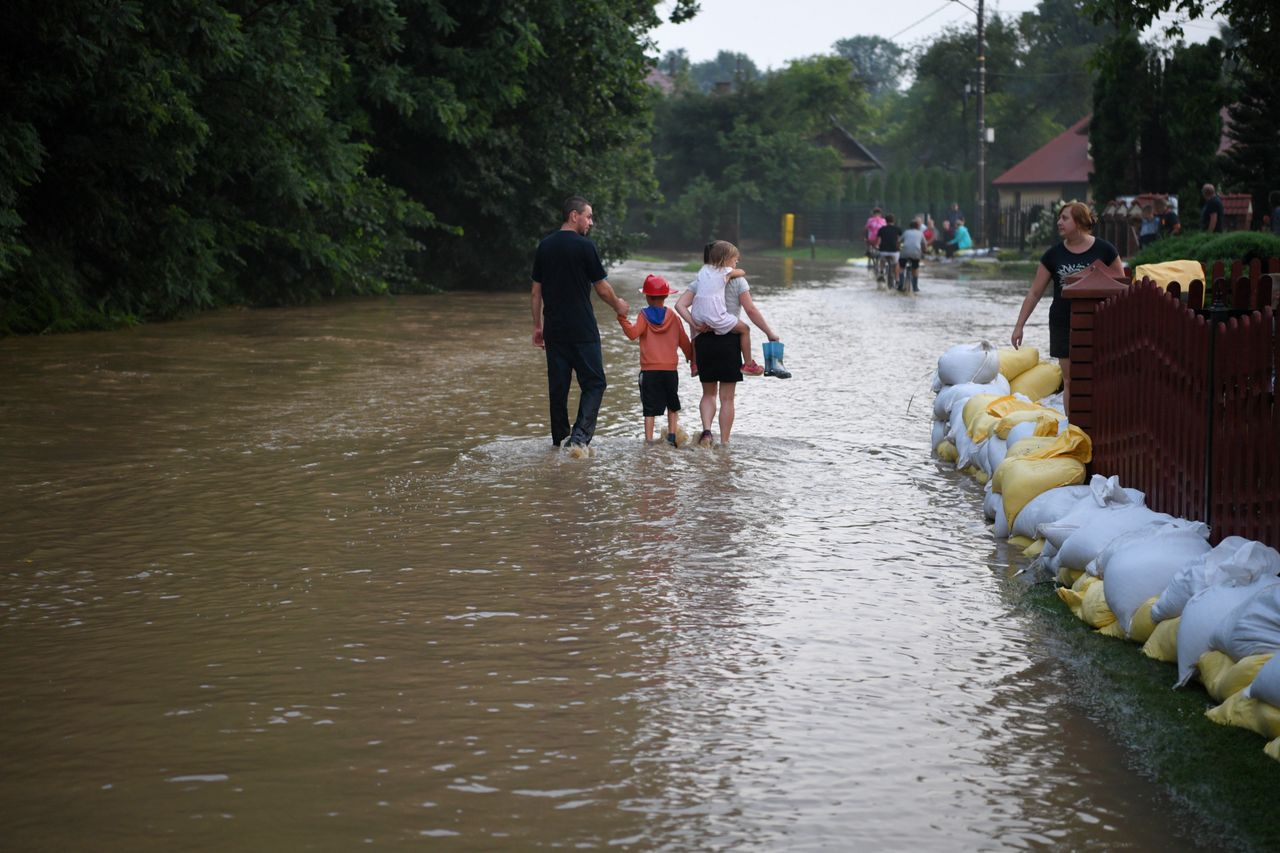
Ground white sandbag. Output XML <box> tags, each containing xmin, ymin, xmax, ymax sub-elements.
<box><xmin>1151</xmin><ymin>538</ymin><xmax>1280</xmax><ymax>623</ymax></box>
<box><xmin>983</xmin><ymin>435</ymin><xmax>1008</xmax><ymax>476</ymax></box>
<box><xmin>932</xmin><ymin>375</ymin><xmax>1012</xmax><ymax>421</ymax></box>
<box><xmin>1052</xmin><ymin>506</ymin><xmax>1175</xmax><ymax>572</ymax></box>
<box><xmin>1036</xmin><ymin>476</ymin><xmax>1148</xmax><ymax>549</ymax></box>
<box><xmin>1010</xmin><ymin>485</ymin><xmax>1093</xmax><ymax>540</ymax></box>
<box><xmin>1210</xmin><ymin>584</ymin><xmax>1280</xmax><ymax>663</ymax></box>
<box><xmin>993</xmin><ymin>499</ymin><xmax>1009</xmax><ymax>539</ymax></box>
<box><xmin>1097</xmin><ymin>525</ymin><xmax>1212</xmax><ymax>635</ymax></box>
<box><xmin>948</xmin><ymin>402</ymin><xmax>978</xmax><ymax>471</ymax></box>
<box><xmin>931</xmin><ymin>372</ymin><xmax>943</xmax><ymax>393</ymax></box>
<box><xmin>1244</xmin><ymin>653</ymin><xmax>1280</xmax><ymax>704</ymax></box>
<box><xmin>982</xmin><ymin>482</ymin><xmax>1000</xmax><ymax>521</ymax></box>
<box><xmin>1177</xmin><ymin>575</ymin><xmax>1280</xmax><ymax>687</ymax></box>
<box><xmin>1004</xmin><ymin>420</ymin><xmax>1039</xmax><ymax>448</ymax></box>
<box><xmin>931</xmin><ymin>418</ymin><xmax>948</xmax><ymax>451</ymax></box>
<box><xmin>938</xmin><ymin>341</ymin><xmax>1001</xmax><ymax>386</ymax></box>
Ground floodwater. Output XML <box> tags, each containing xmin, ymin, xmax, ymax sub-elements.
<box><xmin>0</xmin><ymin>256</ymin><xmax>1212</xmax><ymax>850</ymax></box>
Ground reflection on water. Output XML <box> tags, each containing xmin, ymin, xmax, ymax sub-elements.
<box><xmin>0</xmin><ymin>258</ymin><xmax>1209</xmax><ymax>849</ymax></box>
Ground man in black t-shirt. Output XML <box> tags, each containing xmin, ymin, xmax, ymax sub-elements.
<box><xmin>1154</xmin><ymin>197</ymin><xmax>1180</xmax><ymax>237</ymax></box>
<box><xmin>531</xmin><ymin>196</ymin><xmax>629</xmax><ymax>450</ymax></box>
<box><xmin>875</xmin><ymin>214</ymin><xmax>903</xmax><ymax>283</ymax></box>
<box><xmin>1200</xmin><ymin>183</ymin><xmax>1224</xmax><ymax>233</ymax></box>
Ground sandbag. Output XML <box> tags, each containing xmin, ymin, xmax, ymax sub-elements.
<box><xmin>1130</xmin><ymin>598</ymin><xmax>1159</xmax><ymax>644</ymax></box>
<box><xmin>938</xmin><ymin>341</ymin><xmax>1001</xmax><ymax>386</ymax></box>
<box><xmin>1177</xmin><ymin>577</ymin><xmax>1280</xmax><ymax>687</ymax></box>
<box><xmin>1151</xmin><ymin>537</ymin><xmax>1280</xmax><ymax>623</ymax></box>
<box><xmin>1009</xmin><ymin>362</ymin><xmax>1063</xmax><ymax>401</ymax></box>
<box><xmin>982</xmin><ymin>435</ymin><xmax>1007</xmax><ymax>476</ymax></box>
<box><xmin>931</xmin><ymin>418</ymin><xmax>948</xmax><ymax>451</ymax></box>
<box><xmin>993</xmin><ymin>409</ymin><xmax>1059</xmax><ymax>440</ymax></box>
<box><xmin>993</xmin><ymin>498</ymin><xmax>1009</xmax><ymax>540</ymax></box>
<box><xmin>962</xmin><ymin>394</ymin><xmax>1003</xmax><ymax>436</ymax></box>
<box><xmin>1206</xmin><ymin>690</ymin><xmax>1280</xmax><ymax>741</ymax></box>
<box><xmin>1038</xmin><ymin>478</ymin><xmax>1153</xmax><ymax>550</ymax></box>
<box><xmin>1198</xmin><ymin>651</ymin><xmax>1274</xmax><ymax>702</ymax></box>
<box><xmin>936</xmin><ymin>440</ymin><xmax>958</xmax><ymax>463</ymax></box>
<box><xmin>1142</xmin><ymin>616</ymin><xmax>1180</xmax><ymax>662</ymax></box>
<box><xmin>1098</xmin><ymin>524</ymin><xmax>1212</xmax><ymax>635</ymax></box>
<box><xmin>1009</xmin><ymin>485</ymin><xmax>1093</xmax><ymax>540</ymax></box>
<box><xmin>1133</xmin><ymin>259</ymin><xmax>1205</xmax><ymax>292</ymax></box>
<box><xmin>1051</xmin><ymin>506</ymin><xmax>1175</xmax><ymax>572</ymax></box>
<box><xmin>1245</xmin><ymin>652</ymin><xmax>1280</xmax><ymax>706</ymax></box>
<box><xmin>996</xmin><ymin>457</ymin><xmax>1087</xmax><ymax>529</ymax></box>
<box><xmin>1209</xmin><ymin>584</ymin><xmax>1280</xmax><ymax>663</ymax></box>
<box><xmin>982</xmin><ymin>484</ymin><xmax>1000</xmax><ymax>521</ymax></box>
<box><xmin>932</xmin><ymin>376</ymin><xmax>1011</xmax><ymax>421</ymax></box>
<box><xmin>997</xmin><ymin>346</ymin><xmax>1040</xmax><ymax>381</ymax></box>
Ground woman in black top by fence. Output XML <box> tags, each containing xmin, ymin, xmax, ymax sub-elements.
<box><xmin>1010</xmin><ymin>201</ymin><xmax>1125</xmax><ymax>410</ymax></box>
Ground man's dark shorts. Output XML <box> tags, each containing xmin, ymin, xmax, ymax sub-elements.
<box><xmin>639</xmin><ymin>370</ymin><xmax>681</xmax><ymax>416</ymax></box>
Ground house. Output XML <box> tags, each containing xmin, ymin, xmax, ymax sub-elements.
<box><xmin>815</xmin><ymin>118</ymin><xmax>884</xmax><ymax>176</ymax></box>
<box><xmin>992</xmin><ymin>115</ymin><xmax>1092</xmax><ymax>208</ymax></box>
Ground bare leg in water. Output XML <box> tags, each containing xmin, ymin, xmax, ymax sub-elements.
<box><xmin>717</xmin><ymin>382</ymin><xmax>737</xmax><ymax>444</ymax></box>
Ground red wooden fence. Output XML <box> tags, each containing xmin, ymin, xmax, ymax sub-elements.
<box><xmin>1089</xmin><ymin>258</ymin><xmax>1280</xmax><ymax>546</ymax></box>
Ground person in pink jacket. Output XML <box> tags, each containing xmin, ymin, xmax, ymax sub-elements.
<box><xmin>617</xmin><ymin>274</ymin><xmax>695</xmax><ymax>445</ymax></box>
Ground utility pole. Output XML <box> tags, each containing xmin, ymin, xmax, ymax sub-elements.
<box><xmin>976</xmin><ymin>0</ymin><xmax>986</xmax><ymax>249</ymax></box>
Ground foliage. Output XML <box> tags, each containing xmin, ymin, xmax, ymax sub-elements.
<box><xmin>687</xmin><ymin>50</ymin><xmax>760</xmax><ymax>94</ymax></box>
<box><xmin>649</xmin><ymin>55</ymin><xmax>865</xmax><ymax>243</ymax></box>
<box><xmin>1089</xmin><ymin>35</ymin><xmax>1224</xmax><ymax>202</ymax></box>
<box><xmin>1128</xmin><ymin>231</ymin><xmax>1280</xmax><ymax>267</ymax></box>
<box><xmin>0</xmin><ymin>0</ymin><xmax>699</xmax><ymax>333</ymax></box>
<box><xmin>1220</xmin><ymin>41</ymin><xmax>1280</xmax><ymax>229</ymax></box>
<box><xmin>831</xmin><ymin>35</ymin><xmax>905</xmax><ymax>101</ymax></box>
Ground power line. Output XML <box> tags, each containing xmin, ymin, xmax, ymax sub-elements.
<box><xmin>888</xmin><ymin>2</ymin><xmax>955</xmax><ymax>41</ymax></box>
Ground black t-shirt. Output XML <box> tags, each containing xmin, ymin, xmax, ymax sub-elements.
<box><xmin>1039</xmin><ymin>237</ymin><xmax>1120</xmax><ymax>300</ymax></box>
<box><xmin>877</xmin><ymin>224</ymin><xmax>902</xmax><ymax>251</ymax></box>
<box><xmin>1159</xmin><ymin>209</ymin><xmax>1179</xmax><ymax>235</ymax></box>
<box><xmin>1201</xmin><ymin>195</ymin><xmax>1224</xmax><ymax>232</ymax></box>
<box><xmin>531</xmin><ymin>230</ymin><xmax>608</xmax><ymax>343</ymax></box>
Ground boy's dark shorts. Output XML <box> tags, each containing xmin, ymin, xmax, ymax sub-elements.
<box><xmin>898</xmin><ymin>257</ymin><xmax>920</xmax><ymax>270</ymax></box>
<box><xmin>638</xmin><ymin>370</ymin><xmax>681</xmax><ymax>416</ymax></box>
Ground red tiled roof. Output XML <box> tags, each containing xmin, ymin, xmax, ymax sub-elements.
<box><xmin>992</xmin><ymin>115</ymin><xmax>1091</xmax><ymax>186</ymax></box>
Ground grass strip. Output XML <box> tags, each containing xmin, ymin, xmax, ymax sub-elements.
<box><xmin>1012</xmin><ymin>579</ymin><xmax>1280</xmax><ymax>852</ymax></box>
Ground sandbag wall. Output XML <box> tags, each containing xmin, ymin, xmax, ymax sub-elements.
<box><xmin>930</xmin><ymin>341</ymin><xmax>1280</xmax><ymax>763</ymax></box>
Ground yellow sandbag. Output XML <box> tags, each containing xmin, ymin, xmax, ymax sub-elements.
<box><xmin>1022</xmin><ymin>538</ymin><xmax>1046</xmax><ymax>557</ymax></box>
<box><xmin>971</xmin><ymin>412</ymin><xmax>1002</xmax><ymax>442</ymax></box>
<box><xmin>1133</xmin><ymin>260</ymin><xmax>1205</xmax><ymax>292</ymax></box>
<box><xmin>1032</xmin><ymin>416</ymin><xmax>1060</xmax><ymax>437</ymax></box>
<box><xmin>1057</xmin><ymin>565</ymin><xmax>1085</xmax><ymax>587</ymax></box>
<box><xmin>962</xmin><ymin>394</ymin><xmax>1001</xmax><ymax>434</ymax></box>
<box><xmin>1266</xmin><ymin>737</ymin><xmax>1280</xmax><ymax>761</ymax></box>
<box><xmin>1009</xmin><ymin>362</ymin><xmax>1063</xmax><ymax>401</ymax></box>
<box><xmin>1198</xmin><ymin>652</ymin><xmax>1274</xmax><ymax>703</ymax></box>
<box><xmin>998</xmin><ymin>346</ymin><xmax>1039</xmax><ymax>381</ymax></box>
<box><xmin>1072</xmin><ymin>571</ymin><xmax>1096</xmax><ymax>594</ymax></box>
<box><xmin>991</xmin><ymin>437</ymin><xmax>1060</xmax><ymax>492</ymax></box>
<box><xmin>1081</xmin><ymin>579</ymin><xmax>1117</xmax><ymax>629</ymax></box>
<box><xmin>937</xmin><ymin>440</ymin><xmax>958</xmax><ymax>463</ymax></box>
<box><xmin>1129</xmin><ymin>597</ymin><xmax>1158</xmax><ymax>644</ymax></box>
<box><xmin>966</xmin><ymin>466</ymin><xmax>989</xmax><ymax>485</ymax></box>
<box><xmin>985</xmin><ymin>395</ymin><xmax>1043</xmax><ymax>419</ymax></box>
<box><xmin>1098</xmin><ymin>621</ymin><xmax>1127</xmax><ymax>638</ymax></box>
<box><xmin>1057</xmin><ymin>586</ymin><xmax>1086</xmax><ymax>621</ymax></box>
<box><xmin>995</xmin><ymin>457</ymin><xmax>1087</xmax><ymax>527</ymax></box>
<box><xmin>1007</xmin><ymin>534</ymin><xmax>1033</xmax><ymax>550</ymax></box>
<box><xmin>994</xmin><ymin>410</ymin><xmax>1059</xmax><ymax>439</ymax></box>
<box><xmin>1142</xmin><ymin>617</ymin><xmax>1180</xmax><ymax>663</ymax></box>
<box><xmin>1017</xmin><ymin>424</ymin><xmax>1092</xmax><ymax>464</ymax></box>
<box><xmin>1206</xmin><ymin>692</ymin><xmax>1280</xmax><ymax>740</ymax></box>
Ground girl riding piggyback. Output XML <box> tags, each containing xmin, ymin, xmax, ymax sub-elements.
<box><xmin>690</xmin><ymin>240</ymin><xmax>765</xmax><ymax>376</ymax></box>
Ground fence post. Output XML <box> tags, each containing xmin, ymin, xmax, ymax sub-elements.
<box><xmin>1061</xmin><ymin>260</ymin><xmax>1130</xmax><ymax>439</ymax></box>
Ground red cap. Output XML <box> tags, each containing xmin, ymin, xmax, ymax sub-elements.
<box><xmin>640</xmin><ymin>274</ymin><xmax>679</xmax><ymax>296</ymax></box>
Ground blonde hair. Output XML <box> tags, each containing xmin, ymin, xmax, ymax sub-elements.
<box><xmin>706</xmin><ymin>240</ymin><xmax>739</xmax><ymax>268</ymax></box>
<box><xmin>1061</xmin><ymin>201</ymin><xmax>1095</xmax><ymax>234</ymax></box>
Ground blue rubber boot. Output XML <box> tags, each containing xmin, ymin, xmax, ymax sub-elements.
<box><xmin>765</xmin><ymin>341</ymin><xmax>791</xmax><ymax>379</ymax></box>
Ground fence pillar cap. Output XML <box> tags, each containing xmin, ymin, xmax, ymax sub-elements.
<box><xmin>1063</xmin><ymin>259</ymin><xmax>1130</xmax><ymax>299</ymax></box>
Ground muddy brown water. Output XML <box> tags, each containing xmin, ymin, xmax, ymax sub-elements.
<box><xmin>1</xmin><ymin>257</ymin><xmax>1214</xmax><ymax>849</ymax></box>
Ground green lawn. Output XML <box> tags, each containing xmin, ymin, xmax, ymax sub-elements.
<box><xmin>1013</xmin><ymin>580</ymin><xmax>1280</xmax><ymax>850</ymax></box>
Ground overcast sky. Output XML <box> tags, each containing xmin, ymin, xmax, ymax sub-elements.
<box><xmin>649</xmin><ymin>0</ymin><xmax>1226</xmax><ymax>69</ymax></box>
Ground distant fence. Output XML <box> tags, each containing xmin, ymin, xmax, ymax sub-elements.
<box><xmin>994</xmin><ymin>203</ymin><xmax>1045</xmax><ymax>250</ymax></box>
<box><xmin>1090</xmin><ymin>259</ymin><xmax>1280</xmax><ymax>545</ymax></box>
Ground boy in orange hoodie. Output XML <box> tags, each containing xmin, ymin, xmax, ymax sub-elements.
<box><xmin>617</xmin><ymin>274</ymin><xmax>695</xmax><ymax>445</ymax></box>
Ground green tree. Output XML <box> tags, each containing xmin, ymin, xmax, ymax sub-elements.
<box><xmin>1089</xmin><ymin>33</ymin><xmax>1148</xmax><ymax>201</ymax></box>
<box><xmin>831</xmin><ymin>35</ymin><xmax>905</xmax><ymax>100</ymax></box>
<box><xmin>1221</xmin><ymin>40</ymin><xmax>1280</xmax><ymax>228</ymax></box>
<box><xmin>690</xmin><ymin>50</ymin><xmax>760</xmax><ymax>93</ymax></box>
